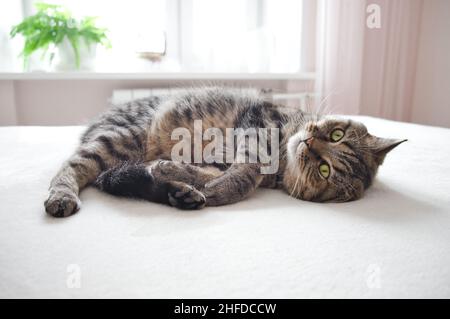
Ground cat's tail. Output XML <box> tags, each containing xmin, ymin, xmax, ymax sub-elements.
<box><xmin>95</xmin><ymin>162</ymin><xmax>166</xmax><ymax>202</ymax></box>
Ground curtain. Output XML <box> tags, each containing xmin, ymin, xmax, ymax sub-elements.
<box><xmin>315</xmin><ymin>0</ymin><xmax>423</xmax><ymax>122</ymax></box>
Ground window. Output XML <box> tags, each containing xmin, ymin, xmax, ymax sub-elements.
<box><xmin>1</xmin><ymin>0</ymin><xmax>307</xmax><ymax>73</ymax></box>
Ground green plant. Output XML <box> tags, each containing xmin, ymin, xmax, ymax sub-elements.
<box><xmin>10</xmin><ymin>2</ymin><xmax>110</xmax><ymax>69</ymax></box>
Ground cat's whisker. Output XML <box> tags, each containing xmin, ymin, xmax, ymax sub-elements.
<box><xmin>314</xmin><ymin>87</ymin><xmax>339</xmax><ymax>116</ymax></box>
<box><xmin>290</xmin><ymin>174</ymin><xmax>301</xmax><ymax>198</ymax></box>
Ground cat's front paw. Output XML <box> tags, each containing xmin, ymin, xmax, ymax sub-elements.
<box><xmin>167</xmin><ymin>182</ymin><xmax>206</xmax><ymax>210</ymax></box>
<box><xmin>44</xmin><ymin>189</ymin><xmax>81</xmax><ymax>217</ymax></box>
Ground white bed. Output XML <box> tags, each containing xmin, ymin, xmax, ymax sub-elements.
<box><xmin>0</xmin><ymin>116</ymin><xmax>449</xmax><ymax>298</ymax></box>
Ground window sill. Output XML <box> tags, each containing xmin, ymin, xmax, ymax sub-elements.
<box><xmin>0</xmin><ymin>71</ymin><xmax>315</xmax><ymax>81</ymax></box>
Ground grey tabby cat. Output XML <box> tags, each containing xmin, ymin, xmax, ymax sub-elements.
<box><xmin>45</xmin><ymin>87</ymin><xmax>405</xmax><ymax>217</ymax></box>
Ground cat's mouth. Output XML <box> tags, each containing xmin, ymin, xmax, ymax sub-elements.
<box><xmin>295</xmin><ymin>135</ymin><xmax>314</xmax><ymax>155</ymax></box>
<box><xmin>288</xmin><ymin>131</ymin><xmax>308</xmax><ymax>153</ymax></box>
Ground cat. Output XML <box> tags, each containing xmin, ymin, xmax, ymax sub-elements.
<box><xmin>44</xmin><ymin>87</ymin><xmax>406</xmax><ymax>217</ymax></box>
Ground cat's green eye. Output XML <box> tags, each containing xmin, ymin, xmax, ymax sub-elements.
<box><xmin>330</xmin><ymin>129</ymin><xmax>345</xmax><ymax>142</ymax></box>
<box><xmin>319</xmin><ymin>163</ymin><xmax>330</xmax><ymax>179</ymax></box>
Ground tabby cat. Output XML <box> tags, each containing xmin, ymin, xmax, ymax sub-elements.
<box><xmin>44</xmin><ymin>87</ymin><xmax>406</xmax><ymax>217</ymax></box>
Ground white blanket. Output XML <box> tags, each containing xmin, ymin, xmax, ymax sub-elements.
<box><xmin>0</xmin><ymin>116</ymin><xmax>449</xmax><ymax>298</ymax></box>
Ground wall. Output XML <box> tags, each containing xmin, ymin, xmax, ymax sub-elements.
<box><xmin>0</xmin><ymin>81</ymin><xmax>17</xmax><ymax>125</ymax></box>
<box><xmin>411</xmin><ymin>0</ymin><xmax>450</xmax><ymax>128</ymax></box>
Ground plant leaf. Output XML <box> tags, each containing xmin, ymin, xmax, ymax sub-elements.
<box><xmin>10</xmin><ymin>2</ymin><xmax>111</xmax><ymax>69</ymax></box>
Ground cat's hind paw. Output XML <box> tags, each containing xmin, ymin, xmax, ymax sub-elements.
<box><xmin>167</xmin><ymin>182</ymin><xmax>206</xmax><ymax>210</ymax></box>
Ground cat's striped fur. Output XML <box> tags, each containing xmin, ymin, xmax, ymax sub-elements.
<box><xmin>45</xmin><ymin>87</ymin><xmax>405</xmax><ymax>217</ymax></box>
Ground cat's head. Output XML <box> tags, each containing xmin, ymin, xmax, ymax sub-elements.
<box><xmin>283</xmin><ymin>117</ymin><xmax>406</xmax><ymax>202</ymax></box>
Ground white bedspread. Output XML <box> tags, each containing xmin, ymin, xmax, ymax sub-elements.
<box><xmin>0</xmin><ymin>116</ymin><xmax>449</xmax><ymax>298</ymax></box>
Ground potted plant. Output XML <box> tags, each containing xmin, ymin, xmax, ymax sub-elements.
<box><xmin>10</xmin><ymin>2</ymin><xmax>110</xmax><ymax>71</ymax></box>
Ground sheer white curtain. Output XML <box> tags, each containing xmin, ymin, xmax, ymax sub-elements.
<box><xmin>0</xmin><ymin>1</ymin><xmax>24</xmax><ymax>72</ymax></box>
<box><xmin>315</xmin><ymin>0</ymin><xmax>365</xmax><ymax>115</ymax></box>
<box><xmin>181</xmin><ymin>0</ymin><xmax>303</xmax><ymax>72</ymax></box>
<box><xmin>315</xmin><ymin>0</ymin><xmax>423</xmax><ymax>121</ymax></box>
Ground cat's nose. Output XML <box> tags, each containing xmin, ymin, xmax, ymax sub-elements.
<box><xmin>304</xmin><ymin>137</ymin><xmax>315</xmax><ymax>148</ymax></box>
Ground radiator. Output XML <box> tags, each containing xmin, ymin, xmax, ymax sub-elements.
<box><xmin>111</xmin><ymin>88</ymin><xmax>315</xmax><ymax>109</ymax></box>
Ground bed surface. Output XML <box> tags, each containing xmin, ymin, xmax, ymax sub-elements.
<box><xmin>0</xmin><ymin>116</ymin><xmax>449</xmax><ymax>298</ymax></box>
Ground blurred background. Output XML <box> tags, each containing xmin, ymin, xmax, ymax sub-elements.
<box><xmin>0</xmin><ymin>0</ymin><xmax>449</xmax><ymax>127</ymax></box>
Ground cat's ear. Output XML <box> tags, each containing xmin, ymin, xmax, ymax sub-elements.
<box><xmin>370</xmin><ymin>136</ymin><xmax>407</xmax><ymax>165</ymax></box>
